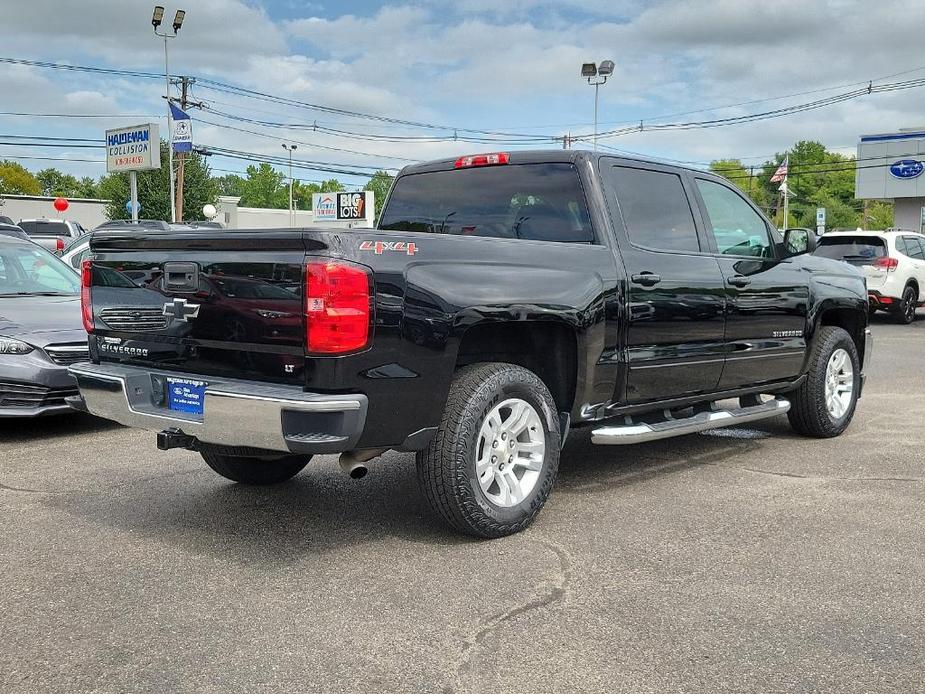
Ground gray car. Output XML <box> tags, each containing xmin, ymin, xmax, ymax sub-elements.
<box><xmin>0</xmin><ymin>237</ymin><xmax>88</xmax><ymax>417</ymax></box>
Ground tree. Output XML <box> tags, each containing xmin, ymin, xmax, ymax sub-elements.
<box><xmin>98</xmin><ymin>141</ymin><xmax>217</xmax><ymax>221</ymax></box>
<box><xmin>292</xmin><ymin>178</ymin><xmax>345</xmax><ymax>210</ymax></box>
<box><xmin>238</xmin><ymin>163</ymin><xmax>286</xmax><ymax>208</ymax></box>
<box><xmin>215</xmin><ymin>173</ymin><xmax>245</xmax><ymax>198</ymax></box>
<box><xmin>36</xmin><ymin>168</ymin><xmax>80</xmax><ymax>197</ymax></box>
<box><xmin>76</xmin><ymin>176</ymin><xmax>100</xmax><ymax>198</ymax></box>
<box><xmin>0</xmin><ymin>160</ymin><xmax>41</xmax><ymax>195</ymax></box>
<box><xmin>363</xmin><ymin>170</ymin><xmax>395</xmax><ymax>219</ymax></box>
<box><xmin>865</xmin><ymin>201</ymin><xmax>894</xmax><ymax>230</ymax></box>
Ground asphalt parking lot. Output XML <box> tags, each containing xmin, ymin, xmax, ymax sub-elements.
<box><xmin>2</xmin><ymin>315</ymin><xmax>923</xmax><ymax>694</ymax></box>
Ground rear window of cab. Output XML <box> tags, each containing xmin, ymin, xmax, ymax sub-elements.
<box><xmin>379</xmin><ymin>163</ymin><xmax>595</xmax><ymax>244</ymax></box>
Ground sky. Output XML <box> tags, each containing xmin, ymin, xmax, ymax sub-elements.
<box><xmin>1</xmin><ymin>0</ymin><xmax>924</xmax><ymax>189</ymax></box>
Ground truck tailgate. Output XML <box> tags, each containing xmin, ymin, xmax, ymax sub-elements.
<box><xmin>87</xmin><ymin>229</ymin><xmax>310</xmax><ymax>384</ymax></box>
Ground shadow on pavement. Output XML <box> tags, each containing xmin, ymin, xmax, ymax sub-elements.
<box><xmin>40</xmin><ymin>418</ymin><xmax>792</xmax><ymax>559</ymax></box>
<box><xmin>0</xmin><ymin>412</ymin><xmax>122</xmax><ymax>443</ymax></box>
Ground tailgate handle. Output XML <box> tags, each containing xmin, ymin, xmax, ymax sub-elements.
<box><xmin>163</xmin><ymin>262</ymin><xmax>200</xmax><ymax>293</ymax></box>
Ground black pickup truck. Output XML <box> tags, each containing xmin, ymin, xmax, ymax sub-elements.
<box><xmin>70</xmin><ymin>150</ymin><xmax>872</xmax><ymax>538</ymax></box>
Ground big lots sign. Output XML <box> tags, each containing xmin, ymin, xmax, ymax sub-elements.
<box><xmin>105</xmin><ymin>123</ymin><xmax>161</xmax><ymax>172</ymax></box>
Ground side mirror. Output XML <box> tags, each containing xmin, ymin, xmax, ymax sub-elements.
<box><xmin>784</xmin><ymin>228</ymin><xmax>817</xmax><ymax>256</ymax></box>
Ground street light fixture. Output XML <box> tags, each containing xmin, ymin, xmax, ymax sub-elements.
<box><xmin>282</xmin><ymin>144</ymin><xmax>298</xmax><ymax>226</ymax></box>
<box><xmin>152</xmin><ymin>5</ymin><xmax>186</xmax><ymax>223</ymax></box>
<box><xmin>581</xmin><ymin>58</ymin><xmax>615</xmax><ymax>151</ymax></box>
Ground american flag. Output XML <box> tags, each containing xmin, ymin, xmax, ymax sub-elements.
<box><xmin>770</xmin><ymin>157</ymin><xmax>789</xmax><ymax>183</ymax></box>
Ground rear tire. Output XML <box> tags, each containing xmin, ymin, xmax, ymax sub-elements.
<box><xmin>787</xmin><ymin>326</ymin><xmax>860</xmax><ymax>438</ymax></box>
<box><xmin>416</xmin><ymin>363</ymin><xmax>560</xmax><ymax>538</ymax></box>
<box><xmin>892</xmin><ymin>284</ymin><xmax>918</xmax><ymax>324</ymax></box>
<box><xmin>201</xmin><ymin>450</ymin><xmax>310</xmax><ymax>485</ymax></box>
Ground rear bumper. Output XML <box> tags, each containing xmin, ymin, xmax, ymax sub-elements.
<box><xmin>68</xmin><ymin>362</ymin><xmax>367</xmax><ymax>454</ymax></box>
<box><xmin>868</xmin><ymin>290</ymin><xmax>897</xmax><ymax>308</ymax></box>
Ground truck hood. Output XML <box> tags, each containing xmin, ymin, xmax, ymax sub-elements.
<box><xmin>0</xmin><ymin>295</ymin><xmax>86</xmax><ymax>346</ymax></box>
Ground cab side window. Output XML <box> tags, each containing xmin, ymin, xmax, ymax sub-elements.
<box><xmin>696</xmin><ymin>179</ymin><xmax>773</xmax><ymax>258</ymax></box>
<box><xmin>610</xmin><ymin>167</ymin><xmax>700</xmax><ymax>253</ymax></box>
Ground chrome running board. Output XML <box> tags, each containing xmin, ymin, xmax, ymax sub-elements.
<box><xmin>591</xmin><ymin>397</ymin><xmax>790</xmax><ymax>445</ymax></box>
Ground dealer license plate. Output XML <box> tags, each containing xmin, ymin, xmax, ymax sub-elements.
<box><xmin>166</xmin><ymin>378</ymin><xmax>207</xmax><ymax>415</ymax></box>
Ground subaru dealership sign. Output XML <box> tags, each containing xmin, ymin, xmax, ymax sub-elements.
<box><xmin>889</xmin><ymin>159</ymin><xmax>924</xmax><ymax>179</ymax></box>
<box><xmin>105</xmin><ymin>123</ymin><xmax>161</xmax><ymax>173</ymax></box>
<box><xmin>856</xmin><ymin>131</ymin><xmax>925</xmax><ymax>200</ymax></box>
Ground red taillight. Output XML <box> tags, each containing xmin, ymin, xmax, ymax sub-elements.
<box><xmin>305</xmin><ymin>261</ymin><xmax>371</xmax><ymax>354</ymax></box>
<box><xmin>873</xmin><ymin>256</ymin><xmax>899</xmax><ymax>272</ymax></box>
<box><xmin>56</xmin><ymin>237</ymin><xmax>65</xmax><ymax>253</ymax></box>
<box><xmin>81</xmin><ymin>260</ymin><xmax>93</xmax><ymax>333</ymax></box>
<box><xmin>454</xmin><ymin>152</ymin><xmax>509</xmax><ymax>169</ymax></box>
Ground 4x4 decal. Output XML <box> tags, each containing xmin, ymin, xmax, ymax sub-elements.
<box><xmin>359</xmin><ymin>240</ymin><xmax>418</xmax><ymax>256</ymax></box>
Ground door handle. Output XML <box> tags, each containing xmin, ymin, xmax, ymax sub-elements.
<box><xmin>631</xmin><ymin>272</ymin><xmax>662</xmax><ymax>286</ymax></box>
<box><xmin>727</xmin><ymin>275</ymin><xmax>752</xmax><ymax>287</ymax></box>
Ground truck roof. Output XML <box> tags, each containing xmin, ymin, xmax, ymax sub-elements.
<box><xmin>398</xmin><ymin>148</ymin><xmax>702</xmax><ymax>176</ymax></box>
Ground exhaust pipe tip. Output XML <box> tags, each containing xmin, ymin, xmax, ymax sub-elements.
<box><xmin>338</xmin><ymin>449</ymin><xmax>385</xmax><ymax>480</ymax></box>
<box><xmin>348</xmin><ymin>464</ymin><xmax>368</xmax><ymax>480</ymax></box>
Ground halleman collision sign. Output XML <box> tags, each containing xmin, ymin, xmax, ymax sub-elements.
<box><xmin>105</xmin><ymin>123</ymin><xmax>161</xmax><ymax>173</ymax></box>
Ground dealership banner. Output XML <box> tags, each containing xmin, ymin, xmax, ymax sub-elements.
<box><xmin>169</xmin><ymin>102</ymin><xmax>193</xmax><ymax>153</ymax></box>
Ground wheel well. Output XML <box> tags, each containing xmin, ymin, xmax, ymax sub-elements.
<box><xmin>455</xmin><ymin>321</ymin><xmax>577</xmax><ymax>413</ymax></box>
<box><xmin>818</xmin><ymin>308</ymin><xmax>865</xmax><ymax>361</ymax></box>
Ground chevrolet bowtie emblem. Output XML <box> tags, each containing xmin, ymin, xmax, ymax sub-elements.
<box><xmin>162</xmin><ymin>298</ymin><xmax>200</xmax><ymax>322</ymax></box>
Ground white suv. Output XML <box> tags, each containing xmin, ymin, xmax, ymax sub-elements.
<box><xmin>815</xmin><ymin>230</ymin><xmax>925</xmax><ymax>324</ymax></box>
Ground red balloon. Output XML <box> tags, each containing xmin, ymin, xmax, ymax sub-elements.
<box><xmin>53</xmin><ymin>197</ymin><xmax>69</xmax><ymax>212</ymax></box>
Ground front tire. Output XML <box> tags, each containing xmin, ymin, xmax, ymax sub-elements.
<box><xmin>201</xmin><ymin>450</ymin><xmax>311</xmax><ymax>485</ymax></box>
<box><xmin>416</xmin><ymin>363</ymin><xmax>560</xmax><ymax>538</ymax></box>
<box><xmin>892</xmin><ymin>284</ymin><xmax>918</xmax><ymax>324</ymax></box>
<box><xmin>787</xmin><ymin>326</ymin><xmax>860</xmax><ymax>437</ymax></box>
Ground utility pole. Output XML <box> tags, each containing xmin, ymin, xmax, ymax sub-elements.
<box><xmin>174</xmin><ymin>75</ymin><xmax>196</xmax><ymax>222</ymax></box>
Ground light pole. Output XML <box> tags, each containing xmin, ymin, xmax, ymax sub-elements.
<box><xmin>282</xmin><ymin>144</ymin><xmax>298</xmax><ymax>226</ymax></box>
<box><xmin>152</xmin><ymin>6</ymin><xmax>186</xmax><ymax>223</ymax></box>
<box><xmin>580</xmin><ymin>60</ymin><xmax>614</xmax><ymax>151</ymax></box>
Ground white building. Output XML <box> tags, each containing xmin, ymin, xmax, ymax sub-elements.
<box><xmin>855</xmin><ymin>128</ymin><xmax>925</xmax><ymax>232</ymax></box>
<box><xmin>0</xmin><ymin>194</ymin><xmax>110</xmax><ymax>228</ymax></box>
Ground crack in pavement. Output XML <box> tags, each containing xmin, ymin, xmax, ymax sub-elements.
<box><xmin>444</xmin><ymin>538</ymin><xmax>572</xmax><ymax>693</ymax></box>
<box><xmin>0</xmin><ymin>467</ymin><xmax>203</xmax><ymax>498</ymax></box>
<box><xmin>0</xmin><ymin>481</ymin><xmax>47</xmax><ymax>494</ymax></box>
<box><xmin>720</xmin><ymin>465</ymin><xmax>922</xmax><ymax>482</ymax></box>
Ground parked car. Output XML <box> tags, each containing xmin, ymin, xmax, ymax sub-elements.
<box><xmin>0</xmin><ymin>223</ymin><xmax>30</xmax><ymax>242</ymax></box>
<box><xmin>17</xmin><ymin>218</ymin><xmax>88</xmax><ymax>254</ymax></box>
<box><xmin>60</xmin><ymin>237</ymin><xmax>91</xmax><ymax>273</ymax></box>
<box><xmin>0</xmin><ymin>215</ymin><xmax>15</xmax><ymax>225</ymax></box>
<box><xmin>70</xmin><ymin>150</ymin><xmax>871</xmax><ymax>538</ymax></box>
<box><xmin>94</xmin><ymin>219</ymin><xmax>171</xmax><ymax>231</ymax></box>
<box><xmin>0</xmin><ymin>236</ymin><xmax>88</xmax><ymax>417</ymax></box>
<box><xmin>814</xmin><ymin>229</ymin><xmax>925</xmax><ymax>323</ymax></box>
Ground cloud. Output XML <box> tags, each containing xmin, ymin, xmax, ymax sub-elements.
<box><xmin>3</xmin><ymin>0</ymin><xmax>925</xmax><ymax>183</ymax></box>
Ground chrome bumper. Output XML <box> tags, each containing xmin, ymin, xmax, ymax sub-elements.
<box><xmin>68</xmin><ymin>362</ymin><xmax>367</xmax><ymax>454</ymax></box>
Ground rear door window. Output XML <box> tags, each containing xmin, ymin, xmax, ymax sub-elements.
<box><xmin>608</xmin><ymin>167</ymin><xmax>700</xmax><ymax>253</ymax></box>
<box><xmin>379</xmin><ymin>163</ymin><xmax>594</xmax><ymax>243</ymax></box>
<box><xmin>903</xmin><ymin>236</ymin><xmax>925</xmax><ymax>260</ymax></box>
<box><xmin>814</xmin><ymin>236</ymin><xmax>886</xmax><ymax>265</ymax></box>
